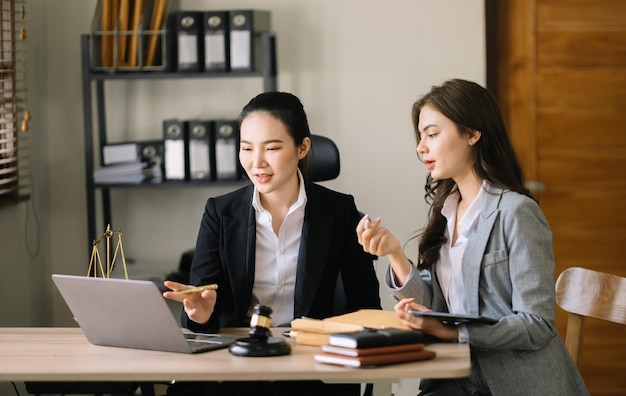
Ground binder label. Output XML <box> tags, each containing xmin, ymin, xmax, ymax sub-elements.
<box><xmin>230</xmin><ymin>30</ymin><xmax>251</xmax><ymax>69</ymax></box>
<box><xmin>164</xmin><ymin>139</ymin><xmax>186</xmax><ymax>180</ymax></box>
<box><xmin>178</xmin><ymin>34</ymin><xmax>199</xmax><ymax>65</ymax></box>
<box><xmin>205</xmin><ymin>34</ymin><xmax>226</xmax><ymax>66</ymax></box>
<box><xmin>215</xmin><ymin>139</ymin><xmax>237</xmax><ymax>179</ymax></box>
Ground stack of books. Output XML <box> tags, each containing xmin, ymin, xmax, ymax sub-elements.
<box><xmin>314</xmin><ymin>328</ymin><xmax>436</xmax><ymax>368</ymax></box>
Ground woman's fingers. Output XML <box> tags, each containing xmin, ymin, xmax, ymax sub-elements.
<box><xmin>357</xmin><ymin>216</ymin><xmax>388</xmax><ymax>255</ymax></box>
<box><xmin>163</xmin><ymin>280</ymin><xmax>192</xmax><ymax>302</ymax></box>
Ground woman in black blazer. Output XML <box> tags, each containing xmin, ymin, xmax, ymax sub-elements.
<box><xmin>164</xmin><ymin>91</ymin><xmax>380</xmax><ymax>396</ymax></box>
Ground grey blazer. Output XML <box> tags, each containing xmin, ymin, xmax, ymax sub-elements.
<box><xmin>387</xmin><ymin>185</ymin><xmax>589</xmax><ymax>395</ymax></box>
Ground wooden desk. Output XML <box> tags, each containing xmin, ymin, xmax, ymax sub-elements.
<box><xmin>0</xmin><ymin>327</ymin><xmax>470</xmax><ymax>394</ymax></box>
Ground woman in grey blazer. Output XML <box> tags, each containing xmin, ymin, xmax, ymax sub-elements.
<box><xmin>357</xmin><ymin>79</ymin><xmax>588</xmax><ymax>396</ymax></box>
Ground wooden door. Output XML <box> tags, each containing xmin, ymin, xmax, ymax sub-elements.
<box><xmin>487</xmin><ymin>1</ymin><xmax>626</xmax><ymax>394</ymax></box>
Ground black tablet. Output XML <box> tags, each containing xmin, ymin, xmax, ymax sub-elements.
<box><xmin>408</xmin><ymin>310</ymin><xmax>498</xmax><ymax>325</ymax></box>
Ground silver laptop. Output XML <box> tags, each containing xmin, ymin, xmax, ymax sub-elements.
<box><xmin>52</xmin><ymin>274</ymin><xmax>238</xmax><ymax>354</ymax></box>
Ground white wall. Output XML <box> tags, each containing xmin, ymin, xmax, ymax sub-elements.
<box><xmin>1</xmin><ymin>0</ymin><xmax>483</xmax><ymax>393</ymax></box>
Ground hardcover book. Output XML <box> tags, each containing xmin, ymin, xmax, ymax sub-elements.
<box><xmin>320</xmin><ymin>342</ymin><xmax>425</xmax><ymax>357</ymax></box>
<box><xmin>314</xmin><ymin>349</ymin><xmax>436</xmax><ymax>368</ymax></box>
<box><xmin>328</xmin><ymin>328</ymin><xmax>424</xmax><ymax>349</ymax></box>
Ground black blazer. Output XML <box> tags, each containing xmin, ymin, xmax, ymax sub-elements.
<box><xmin>182</xmin><ymin>181</ymin><xmax>381</xmax><ymax>332</ymax></box>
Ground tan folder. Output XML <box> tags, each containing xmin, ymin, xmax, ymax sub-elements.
<box><xmin>117</xmin><ymin>0</ymin><xmax>130</xmax><ymax>66</ymax></box>
<box><xmin>145</xmin><ymin>0</ymin><xmax>169</xmax><ymax>66</ymax></box>
<box><xmin>100</xmin><ymin>0</ymin><xmax>117</xmax><ymax>67</ymax></box>
<box><xmin>127</xmin><ymin>0</ymin><xmax>145</xmax><ymax>67</ymax></box>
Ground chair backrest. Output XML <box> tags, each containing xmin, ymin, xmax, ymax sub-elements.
<box><xmin>555</xmin><ymin>266</ymin><xmax>626</xmax><ymax>365</ymax></box>
<box><xmin>307</xmin><ymin>134</ymin><xmax>340</xmax><ymax>182</ymax></box>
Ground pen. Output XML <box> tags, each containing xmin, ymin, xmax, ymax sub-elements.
<box><xmin>172</xmin><ymin>284</ymin><xmax>218</xmax><ymax>295</ymax></box>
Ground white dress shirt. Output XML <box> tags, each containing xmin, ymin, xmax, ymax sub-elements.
<box><xmin>437</xmin><ymin>181</ymin><xmax>486</xmax><ymax>341</ymax></box>
<box><xmin>389</xmin><ymin>181</ymin><xmax>488</xmax><ymax>341</ymax></box>
<box><xmin>438</xmin><ymin>183</ymin><xmax>486</xmax><ymax>312</ymax></box>
<box><xmin>250</xmin><ymin>170</ymin><xmax>307</xmax><ymax>326</ymax></box>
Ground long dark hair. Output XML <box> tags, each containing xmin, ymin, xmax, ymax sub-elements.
<box><xmin>412</xmin><ymin>79</ymin><xmax>530</xmax><ymax>271</ymax></box>
<box><xmin>239</xmin><ymin>91</ymin><xmax>311</xmax><ymax>175</ymax></box>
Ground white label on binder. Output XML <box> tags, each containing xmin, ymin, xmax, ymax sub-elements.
<box><xmin>164</xmin><ymin>139</ymin><xmax>186</xmax><ymax>180</ymax></box>
<box><xmin>205</xmin><ymin>33</ymin><xmax>226</xmax><ymax>66</ymax></box>
<box><xmin>189</xmin><ymin>140</ymin><xmax>210</xmax><ymax>180</ymax></box>
<box><xmin>215</xmin><ymin>139</ymin><xmax>237</xmax><ymax>179</ymax></box>
<box><xmin>230</xmin><ymin>30</ymin><xmax>251</xmax><ymax>69</ymax></box>
<box><xmin>178</xmin><ymin>34</ymin><xmax>198</xmax><ymax>65</ymax></box>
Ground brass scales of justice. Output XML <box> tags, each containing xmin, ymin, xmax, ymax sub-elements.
<box><xmin>87</xmin><ymin>224</ymin><xmax>129</xmax><ymax>279</ymax></box>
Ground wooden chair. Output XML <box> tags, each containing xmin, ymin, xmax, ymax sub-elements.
<box><xmin>555</xmin><ymin>266</ymin><xmax>626</xmax><ymax>365</ymax></box>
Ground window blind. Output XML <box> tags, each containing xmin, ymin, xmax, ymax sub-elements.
<box><xmin>0</xmin><ymin>0</ymin><xmax>30</xmax><ymax>206</ymax></box>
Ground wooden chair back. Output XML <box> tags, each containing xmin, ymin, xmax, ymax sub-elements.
<box><xmin>555</xmin><ymin>266</ymin><xmax>626</xmax><ymax>365</ymax></box>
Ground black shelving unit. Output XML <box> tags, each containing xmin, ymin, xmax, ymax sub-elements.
<box><xmin>80</xmin><ymin>33</ymin><xmax>277</xmax><ymax>245</ymax></box>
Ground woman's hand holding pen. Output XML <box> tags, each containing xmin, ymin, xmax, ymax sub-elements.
<box><xmin>356</xmin><ymin>214</ymin><xmax>402</xmax><ymax>256</ymax></box>
<box><xmin>394</xmin><ymin>297</ymin><xmax>459</xmax><ymax>341</ymax></box>
<box><xmin>356</xmin><ymin>214</ymin><xmax>413</xmax><ymax>284</ymax></box>
<box><xmin>162</xmin><ymin>280</ymin><xmax>217</xmax><ymax>325</ymax></box>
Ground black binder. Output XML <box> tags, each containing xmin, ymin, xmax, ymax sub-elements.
<box><xmin>138</xmin><ymin>140</ymin><xmax>164</xmax><ymax>164</ymax></box>
<box><xmin>188</xmin><ymin>120</ymin><xmax>214</xmax><ymax>181</ymax></box>
<box><xmin>214</xmin><ymin>119</ymin><xmax>240</xmax><ymax>180</ymax></box>
<box><xmin>228</xmin><ymin>10</ymin><xmax>271</xmax><ymax>71</ymax></box>
<box><xmin>163</xmin><ymin>119</ymin><xmax>189</xmax><ymax>181</ymax></box>
<box><xmin>174</xmin><ymin>11</ymin><xmax>203</xmax><ymax>72</ymax></box>
<box><xmin>203</xmin><ymin>11</ymin><xmax>229</xmax><ymax>71</ymax></box>
<box><xmin>138</xmin><ymin>140</ymin><xmax>164</xmax><ymax>182</ymax></box>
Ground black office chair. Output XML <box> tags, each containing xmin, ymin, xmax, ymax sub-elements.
<box><xmin>308</xmin><ymin>135</ymin><xmax>373</xmax><ymax>396</ymax></box>
<box><xmin>307</xmin><ymin>134</ymin><xmax>340</xmax><ymax>182</ymax></box>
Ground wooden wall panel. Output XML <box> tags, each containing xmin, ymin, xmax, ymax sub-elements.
<box><xmin>538</xmin><ymin>147</ymin><xmax>626</xmax><ymax>187</ymax></box>
<box><xmin>538</xmin><ymin>68</ymin><xmax>626</xmax><ymax>106</ymax></box>
<box><xmin>538</xmin><ymin>109</ymin><xmax>626</xmax><ymax>146</ymax></box>
<box><xmin>489</xmin><ymin>1</ymin><xmax>626</xmax><ymax>393</ymax></box>
<box><xmin>540</xmin><ymin>190</ymin><xmax>626</xmax><ymax>226</ymax></box>
<box><xmin>579</xmin><ymin>347</ymin><xmax>626</xmax><ymax>386</ymax></box>
<box><xmin>551</xmin><ymin>225</ymin><xmax>625</xmax><ymax>270</ymax></box>
<box><xmin>538</xmin><ymin>30</ymin><xmax>626</xmax><ymax>66</ymax></box>
<box><xmin>491</xmin><ymin>0</ymin><xmax>537</xmax><ymax>178</ymax></box>
<box><xmin>537</xmin><ymin>0</ymin><xmax>626</xmax><ymax>25</ymax></box>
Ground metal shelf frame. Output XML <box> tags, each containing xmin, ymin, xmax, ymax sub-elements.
<box><xmin>80</xmin><ymin>32</ymin><xmax>277</xmax><ymax>246</ymax></box>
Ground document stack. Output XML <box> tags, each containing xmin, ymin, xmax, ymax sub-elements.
<box><xmin>289</xmin><ymin>318</ymin><xmax>363</xmax><ymax>347</ymax></box>
<box><xmin>93</xmin><ymin>161</ymin><xmax>147</xmax><ymax>184</ymax></box>
<box><xmin>95</xmin><ymin>140</ymin><xmax>163</xmax><ymax>184</ymax></box>
<box><xmin>314</xmin><ymin>329</ymin><xmax>435</xmax><ymax>368</ymax></box>
<box><xmin>288</xmin><ymin>309</ymin><xmax>411</xmax><ymax>347</ymax></box>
